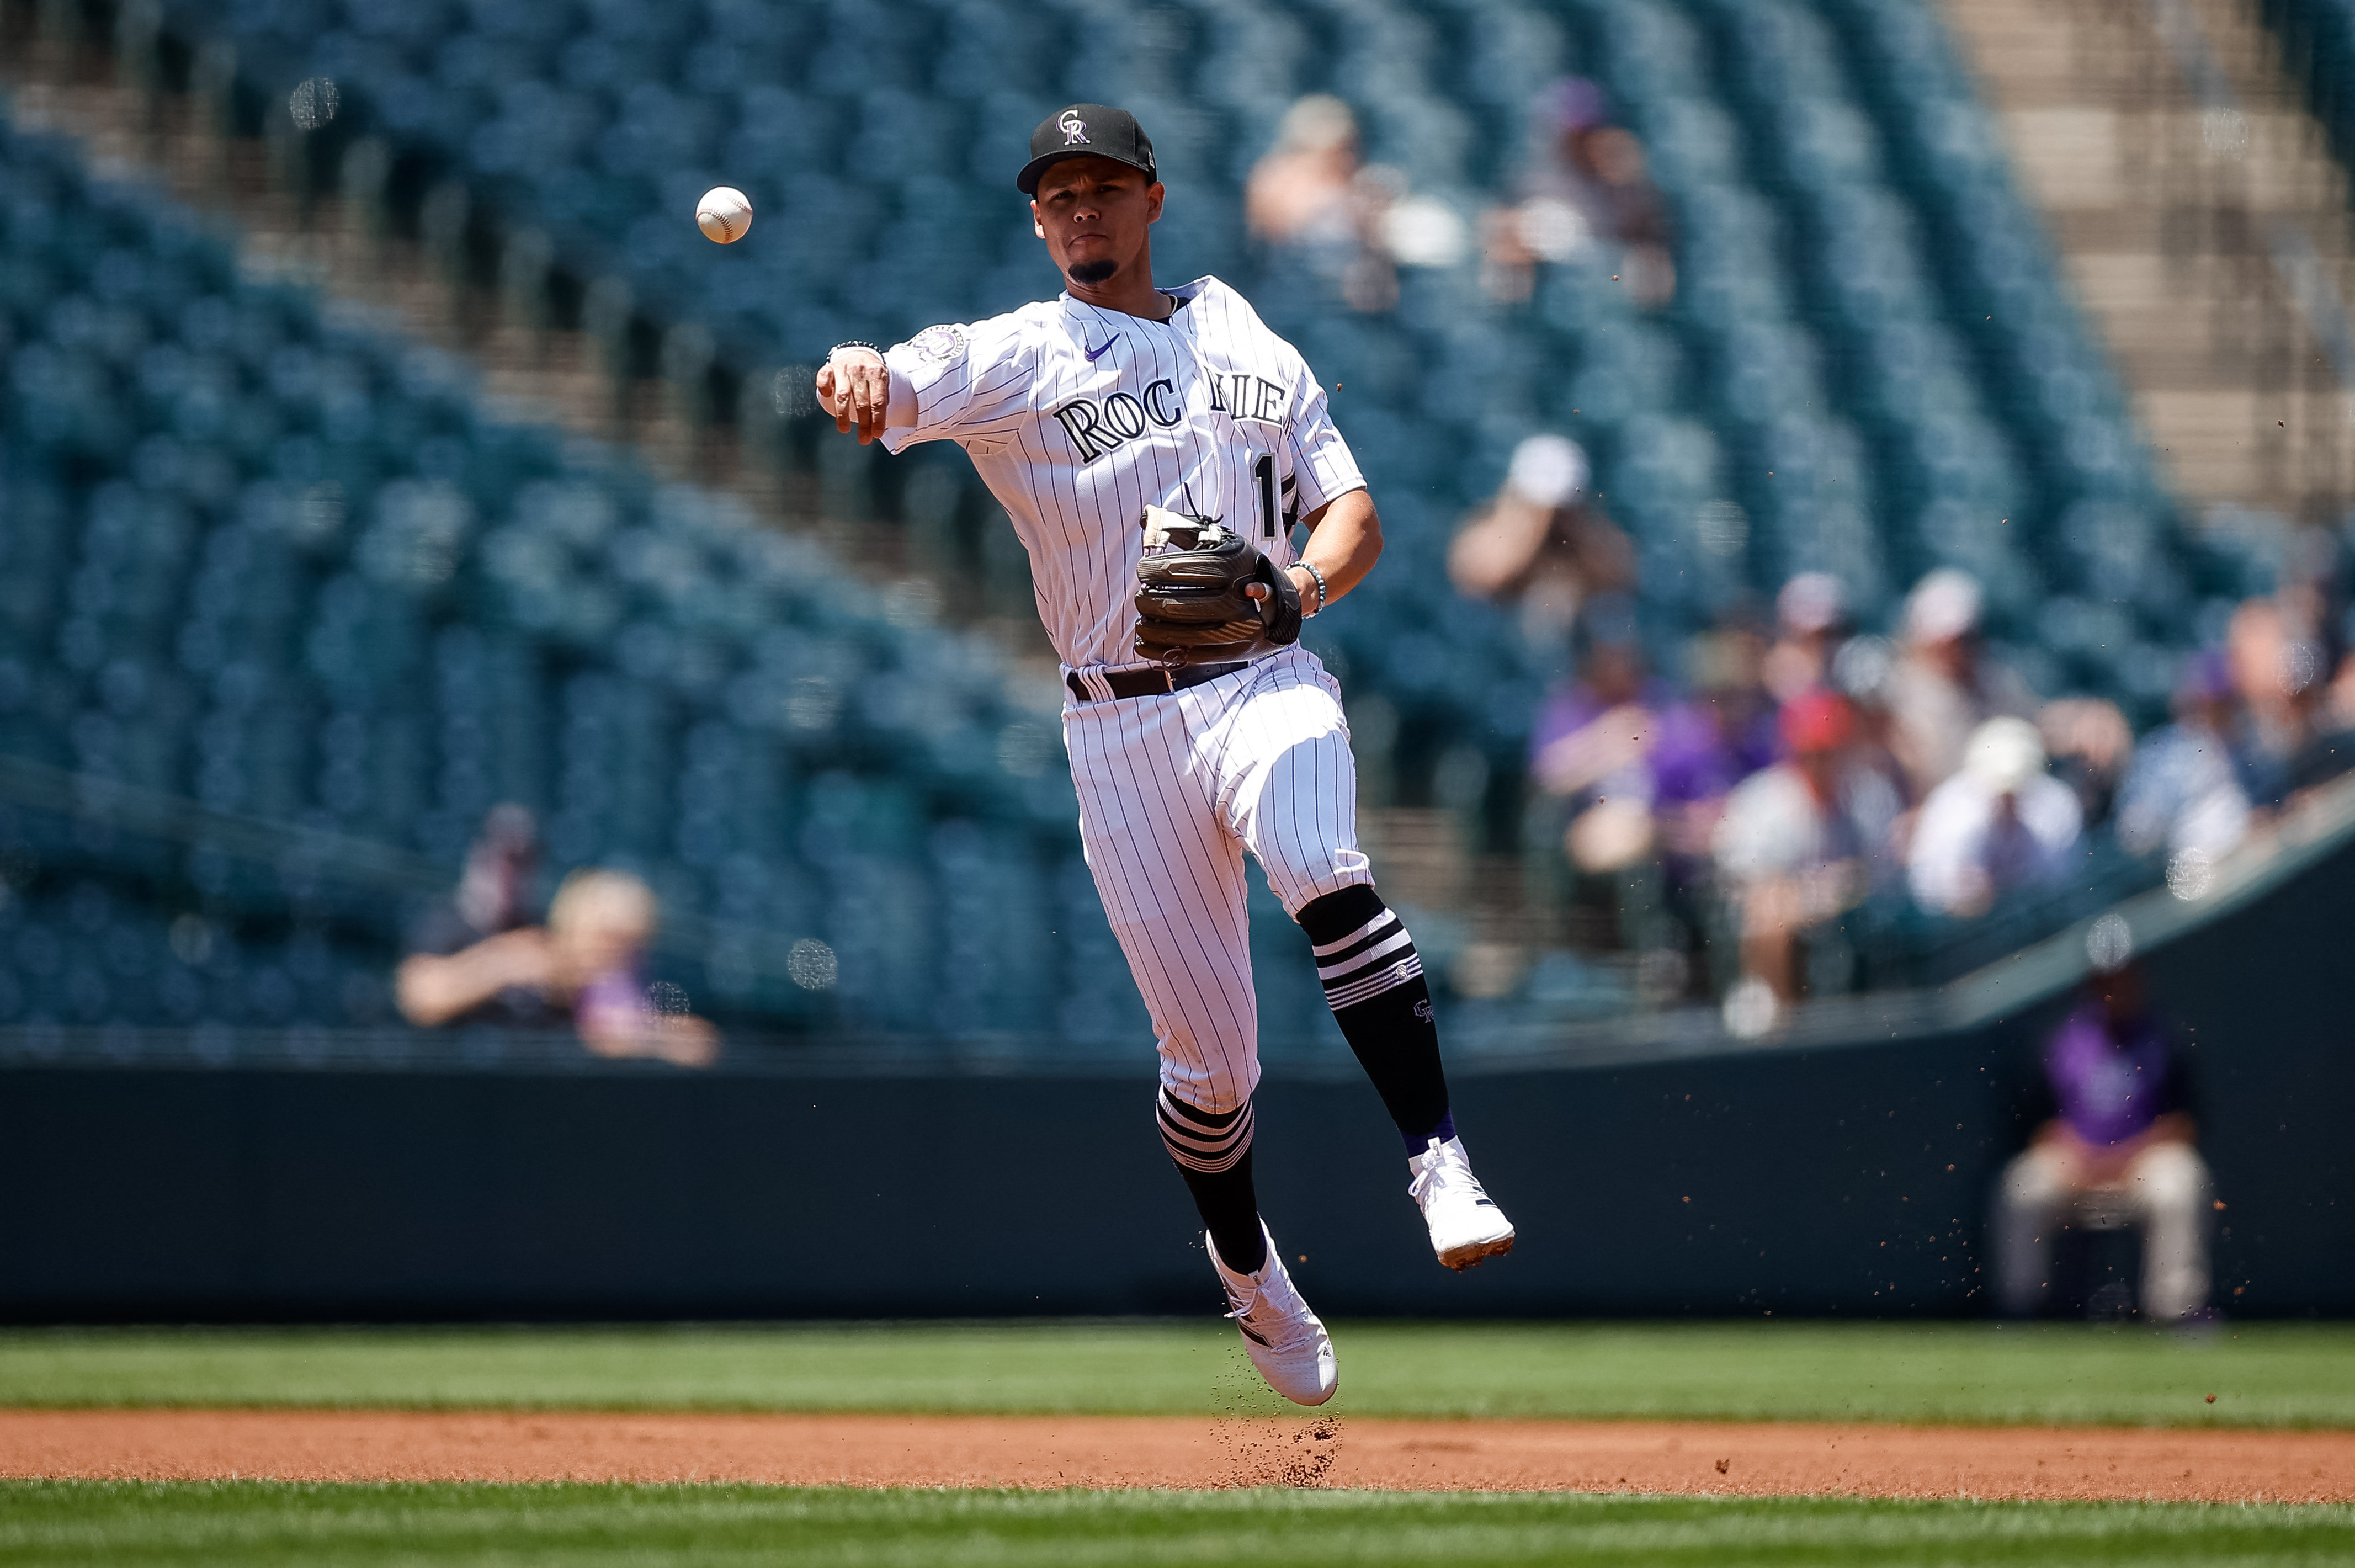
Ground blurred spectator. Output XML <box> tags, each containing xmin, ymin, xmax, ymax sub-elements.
<box><xmin>2114</xmin><ymin>652</ymin><xmax>2254</xmax><ymax>862</ymax></box>
<box><xmin>1481</xmin><ymin>78</ymin><xmax>1674</xmax><ymax>306</ymax></box>
<box><xmin>1711</xmin><ymin>690</ymin><xmax>1901</xmax><ymax>1023</ymax></box>
<box><xmin>1907</xmin><ymin>717</ymin><xmax>2082</xmax><ymax>918</ymax></box>
<box><xmin>396</xmin><ymin>805</ymin><xmax>552</xmax><ymax>1028</ymax></box>
<box><xmin>1828</xmin><ymin>632</ymin><xmax>1909</xmax><ymax>792</ymax></box>
<box><xmin>396</xmin><ymin>922</ymin><xmax>555</xmax><ymax>1031</ymax></box>
<box><xmin>1648</xmin><ymin>625</ymin><xmax>1778</xmax><ymax>874</ymax></box>
<box><xmin>1247</xmin><ymin>95</ymin><xmax>1432</xmax><ymax>313</ymax></box>
<box><xmin>2260</xmin><ymin>536</ymin><xmax>2355</xmax><ymax>794</ymax></box>
<box><xmin>2039</xmin><ymin>697</ymin><xmax>2136</xmax><ymax>829</ymax></box>
<box><xmin>1531</xmin><ymin>613</ymin><xmax>1664</xmax><ymax>876</ymax></box>
<box><xmin>1879</xmin><ymin>568</ymin><xmax>2133</xmax><ymax>820</ymax></box>
<box><xmin>547</xmin><ymin>870</ymin><xmax>718</xmax><ymax>1067</ymax></box>
<box><xmin>1246</xmin><ymin>95</ymin><xmax>1362</xmax><ymax>254</ymax></box>
<box><xmin>1884</xmin><ymin>570</ymin><xmax>2039</xmax><ymax>799</ymax></box>
<box><xmin>2312</xmin><ymin>641</ymin><xmax>2355</xmax><ymax>765</ymax></box>
<box><xmin>1994</xmin><ymin>945</ymin><xmax>2211</xmax><ymax>1322</ymax></box>
<box><xmin>407</xmin><ymin>804</ymin><xmax>541</xmax><ymax>957</ymax></box>
<box><xmin>2226</xmin><ymin>596</ymin><xmax>2320</xmax><ymax>809</ymax></box>
<box><xmin>1761</xmin><ymin>572</ymin><xmax>1854</xmax><ymax>705</ymax></box>
<box><xmin>396</xmin><ymin>865</ymin><xmax>717</xmax><ymax>1067</ymax></box>
<box><xmin>1448</xmin><ymin>434</ymin><xmax>1635</xmax><ymax>649</ymax></box>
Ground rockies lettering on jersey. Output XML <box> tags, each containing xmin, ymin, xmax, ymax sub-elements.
<box><xmin>879</xmin><ymin>276</ymin><xmax>1364</xmax><ymax>674</ymax></box>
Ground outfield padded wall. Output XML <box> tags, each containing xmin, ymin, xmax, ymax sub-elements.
<box><xmin>1</xmin><ymin>831</ymin><xmax>2349</xmax><ymax>1320</ymax></box>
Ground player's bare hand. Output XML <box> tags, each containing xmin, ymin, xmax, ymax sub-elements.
<box><xmin>1245</xmin><ymin>568</ymin><xmax>1318</xmax><ymax>607</ymax></box>
<box><xmin>816</xmin><ymin>349</ymin><xmax>890</xmax><ymax>444</ymax></box>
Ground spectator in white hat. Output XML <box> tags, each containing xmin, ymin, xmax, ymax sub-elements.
<box><xmin>1448</xmin><ymin>434</ymin><xmax>1634</xmax><ymax>649</ymax></box>
<box><xmin>1884</xmin><ymin>568</ymin><xmax>2039</xmax><ymax>800</ymax></box>
<box><xmin>1247</xmin><ymin>95</ymin><xmax>1363</xmax><ymax>253</ymax></box>
<box><xmin>1761</xmin><ymin>571</ymin><xmax>1853</xmax><ymax>704</ymax></box>
<box><xmin>1907</xmin><ymin>716</ymin><xmax>2083</xmax><ymax>918</ymax></box>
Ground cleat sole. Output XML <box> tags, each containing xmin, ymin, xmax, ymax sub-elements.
<box><xmin>1438</xmin><ymin>1231</ymin><xmax>1517</xmax><ymax>1272</ymax></box>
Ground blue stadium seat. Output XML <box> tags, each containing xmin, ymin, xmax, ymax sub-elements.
<box><xmin>0</xmin><ymin>120</ymin><xmax>1119</xmax><ymax>1046</ymax></box>
<box><xmin>8</xmin><ymin>0</ymin><xmax>2245</xmax><ymax>1027</ymax></box>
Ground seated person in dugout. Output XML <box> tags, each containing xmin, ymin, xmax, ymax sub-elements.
<box><xmin>1993</xmin><ymin>934</ymin><xmax>2212</xmax><ymax>1322</ymax></box>
<box><xmin>396</xmin><ymin>867</ymin><xmax>718</xmax><ymax>1068</ymax></box>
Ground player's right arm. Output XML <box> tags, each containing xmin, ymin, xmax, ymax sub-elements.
<box><xmin>814</xmin><ymin>318</ymin><xmax>1036</xmax><ymax>449</ymax></box>
<box><xmin>814</xmin><ymin>348</ymin><xmax>906</xmax><ymax>445</ymax></box>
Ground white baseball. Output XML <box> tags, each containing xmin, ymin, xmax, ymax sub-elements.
<box><xmin>696</xmin><ymin>185</ymin><xmax>753</xmax><ymax>244</ymax></box>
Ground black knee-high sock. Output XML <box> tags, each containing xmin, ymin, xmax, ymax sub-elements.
<box><xmin>1298</xmin><ymin>884</ymin><xmax>1454</xmax><ymax>1153</ymax></box>
<box><xmin>1156</xmin><ymin>1086</ymin><xmax>1267</xmax><ymax>1274</ymax></box>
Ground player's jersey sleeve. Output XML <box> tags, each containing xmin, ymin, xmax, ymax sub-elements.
<box><xmin>878</xmin><ymin>315</ymin><xmax>1036</xmax><ymax>454</ymax></box>
<box><xmin>1280</xmin><ymin>353</ymin><xmax>1365</xmax><ymax>519</ymax></box>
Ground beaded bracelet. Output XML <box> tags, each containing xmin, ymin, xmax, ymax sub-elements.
<box><xmin>826</xmin><ymin>339</ymin><xmax>883</xmax><ymax>362</ymax></box>
<box><xmin>1292</xmin><ymin>559</ymin><xmax>1330</xmax><ymax>618</ymax></box>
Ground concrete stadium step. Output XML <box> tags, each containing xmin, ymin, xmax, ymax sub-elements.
<box><xmin>1940</xmin><ymin>0</ymin><xmax>2355</xmax><ymax>523</ymax></box>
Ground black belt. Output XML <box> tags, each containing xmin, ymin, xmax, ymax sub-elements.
<box><xmin>1066</xmin><ymin>661</ymin><xmax>1252</xmax><ymax>703</ymax></box>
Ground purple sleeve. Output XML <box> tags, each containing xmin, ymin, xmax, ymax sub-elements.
<box><xmin>1647</xmin><ymin>705</ymin><xmax>1748</xmax><ymax>804</ymax></box>
<box><xmin>573</xmin><ymin>966</ymin><xmax>649</xmax><ymax>1033</ymax></box>
<box><xmin>1530</xmin><ymin>690</ymin><xmax>1591</xmax><ymax>767</ymax></box>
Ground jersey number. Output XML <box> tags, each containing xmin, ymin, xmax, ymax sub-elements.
<box><xmin>1252</xmin><ymin>451</ymin><xmax>1277</xmax><ymax>541</ymax></box>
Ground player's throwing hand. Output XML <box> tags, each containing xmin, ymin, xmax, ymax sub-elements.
<box><xmin>815</xmin><ymin>348</ymin><xmax>891</xmax><ymax>443</ymax></box>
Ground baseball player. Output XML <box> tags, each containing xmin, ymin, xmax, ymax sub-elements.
<box><xmin>813</xmin><ymin>104</ymin><xmax>1514</xmax><ymax>1406</ymax></box>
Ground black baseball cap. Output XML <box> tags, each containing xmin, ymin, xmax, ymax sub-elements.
<box><xmin>1017</xmin><ymin>103</ymin><xmax>1157</xmax><ymax>195</ymax></box>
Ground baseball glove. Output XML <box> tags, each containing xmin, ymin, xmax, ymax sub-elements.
<box><xmin>1133</xmin><ymin>507</ymin><xmax>1302</xmax><ymax>665</ymax></box>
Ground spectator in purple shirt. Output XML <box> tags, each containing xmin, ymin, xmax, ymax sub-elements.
<box><xmin>1993</xmin><ymin>940</ymin><xmax>2212</xmax><ymax>1321</ymax></box>
<box><xmin>1647</xmin><ymin>627</ymin><xmax>1779</xmax><ymax>872</ymax></box>
<box><xmin>1530</xmin><ymin>625</ymin><xmax>1668</xmax><ymax>875</ymax></box>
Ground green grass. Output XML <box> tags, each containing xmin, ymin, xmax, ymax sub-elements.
<box><xmin>1</xmin><ymin>1322</ymin><xmax>2349</xmax><ymax>1428</ymax></box>
<box><xmin>1</xmin><ymin>1484</ymin><xmax>2350</xmax><ymax>1567</ymax></box>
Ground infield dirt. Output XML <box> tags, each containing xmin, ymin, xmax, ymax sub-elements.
<box><xmin>2</xmin><ymin>1410</ymin><xmax>2349</xmax><ymax>1501</ymax></box>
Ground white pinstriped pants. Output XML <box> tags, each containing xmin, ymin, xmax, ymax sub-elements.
<box><xmin>1063</xmin><ymin>645</ymin><xmax>1372</xmax><ymax>1114</ymax></box>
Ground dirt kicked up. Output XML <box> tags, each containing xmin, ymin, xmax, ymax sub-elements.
<box><xmin>3</xmin><ymin>1409</ymin><xmax>2351</xmax><ymax>1502</ymax></box>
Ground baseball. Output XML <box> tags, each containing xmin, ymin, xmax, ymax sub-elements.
<box><xmin>695</xmin><ymin>186</ymin><xmax>752</xmax><ymax>244</ymax></box>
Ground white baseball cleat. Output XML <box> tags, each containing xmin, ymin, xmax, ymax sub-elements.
<box><xmin>1208</xmin><ymin>1223</ymin><xmax>1338</xmax><ymax>1407</ymax></box>
<box><xmin>1410</xmin><ymin>1135</ymin><xmax>1517</xmax><ymax>1271</ymax></box>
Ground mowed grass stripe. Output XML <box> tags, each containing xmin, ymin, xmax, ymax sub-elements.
<box><xmin>2</xmin><ymin>1483</ymin><xmax>2352</xmax><ymax>1567</ymax></box>
<box><xmin>2</xmin><ymin>1322</ymin><xmax>2351</xmax><ymax>1428</ymax></box>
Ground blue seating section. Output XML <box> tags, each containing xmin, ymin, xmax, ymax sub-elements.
<box><xmin>0</xmin><ymin>116</ymin><xmax>1162</xmax><ymax>1047</ymax></box>
<box><xmin>6</xmin><ymin>0</ymin><xmax>2294</xmax><ymax>1043</ymax></box>
<box><xmin>145</xmin><ymin>0</ymin><xmax>2254</xmax><ymax>752</ymax></box>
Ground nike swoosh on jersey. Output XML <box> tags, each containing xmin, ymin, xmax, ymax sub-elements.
<box><xmin>1083</xmin><ymin>336</ymin><xmax>1117</xmax><ymax>362</ymax></box>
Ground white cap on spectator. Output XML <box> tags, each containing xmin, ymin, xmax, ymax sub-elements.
<box><xmin>1964</xmin><ymin>715</ymin><xmax>2045</xmax><ymax>795</ymax></box>
<box><xmin>1777</xmin><ymin>571</ymin><xmax>1847</xmax><ymax>634</ymax></box>
<box><xmin>1832</xmin><ymin>633</ymin><xmax>1896</xmax><ymax>703</ymax></box>
<box><xmin>1905</xmin><ymin>567</ymin><xmax>1984</xmax><ymax>645</ymax></box>
<box><xmin>1507</xmin><ymin>434</ymin><xmax>1588</xmax><ymax>509</ymax></box>
<box><xmin>1275</xmin><ymin>94</ymin><xmax>1358</xmax><ymax>152</ymax></box>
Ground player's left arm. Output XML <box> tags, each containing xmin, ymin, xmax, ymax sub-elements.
<box><xmin>1242</xmin><ymin>488</ymin><xmax>1378</xmax><ymax>619</ymax></box>
<box><xmin>1253</xmin><ymin>350</ymin><xmax>1378</xmax><ymax>618</ymax></box>
<box><xmin>1290</xmin><ymin>488</ymin><xmax>1380</xmax><ymax>611</ymax></box>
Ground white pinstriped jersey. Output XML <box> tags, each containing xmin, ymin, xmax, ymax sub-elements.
<box><xmin>878</xmin><ymin>276</ymin><xmax>1365</xmax><ymax>674</ymax></box>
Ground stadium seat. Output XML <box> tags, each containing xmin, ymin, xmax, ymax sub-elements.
<box><xmin>12</xmin><ymin>0</ymin><xmax>2251</xmax><ymax>1029</ymax></box>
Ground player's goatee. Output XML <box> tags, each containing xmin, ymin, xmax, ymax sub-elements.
<box><xmin>1067</xmin><ymin>258</ymin><xmax>1118</xmax><ymax>285</ymax></box>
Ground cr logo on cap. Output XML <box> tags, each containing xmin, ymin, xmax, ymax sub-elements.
<box><xmin>1060</xmin><ymin>109</ymin><xmax>1089</xmax><ymax>146</ymax></box>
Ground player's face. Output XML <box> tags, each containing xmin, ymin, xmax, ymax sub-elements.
<box><xmin>1031</xmin><ymin>157</ymin><xmax>1164</xmax><ymax>287</ymax></box>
